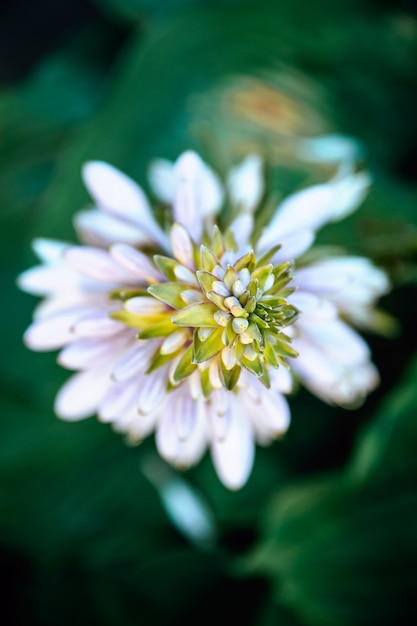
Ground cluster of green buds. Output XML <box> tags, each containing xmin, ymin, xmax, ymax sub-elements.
<box><xmin>111</xmin><ymin>223</ymin><xmax>299</xmax><ymax>395</ymax></box>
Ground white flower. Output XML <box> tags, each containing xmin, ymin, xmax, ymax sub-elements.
<box><xmin>19</xmin><ymin>150</ymin><xmax>389</xmax><ymax>489</ymax></box>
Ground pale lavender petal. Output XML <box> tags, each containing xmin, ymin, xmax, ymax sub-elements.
<box><xmin>227</xmin><ymin>154</ymin><xmax>263</xmax><ymax>212</ymax></box>
<box><xmin>74</xmin><ymin>209</ymin><xmax>150</xmax><ymax>247</ymax></box>
<box><xmin>170</xmin><ymin>223</ymin><xmax>195</xmax><ymax>269</ymax></box>
<box><xmin>82</xmin><ymin>161</ymin><xmax>168</xmax><ymax>248</ymax></box>
<box><xmin>136</xmin><ymin>371</ymin><xmax>168</xmax><ymax>415</ymax></box>
<box><xmin>228</xmin><ymin>213</ymin><xmax>254</xmax><ymax>248</ymax></box>
<box><xmin>110</xmin><ymin>243</ymin><xmax>164</xmax><ymax>283</ymax></box>
<box><xmin>72</xmin><ymin>310</ymin><xmax>124</xmax><ymax>338</ymax></box>
<box><xmin>18</xmin><ymin>265</ymin><xmax>73</xmax><ymax>296</ymax></box>
<box><xmin>256</xmin><ymin>392</ymin><xmax>291</xmax><ymax>437</ymax></box>
<box><xmin>99</xmin><ymin>379</ymin><xmax>140</xmax><ymax>422</ymax></box>
<box><xmin>111</xmin><ymin>341</ymin><xmax>157</xmax><ymax>381</ymax></box>
<box><xmin>54</xmin><ymin>369</ymin><xmax>111</xmax><ymax>420</ymax></box>
<box><xmin>267</xmin><ymin>230</ymin><xmax>315</xmax><ymax>262</ymax></box>
<box><xmin>83</xmin><ymin>160</ymin><xmax>152</xmax><ymax>223</ymax></box>
<box><xmin>58</xmin><ymin>337</ymin><xmax>127</xmax><ymax>370</ymax></box>
<box><xmin>65</xmin><ymin>246</ymin><xmax>136</xmax><ymax>284</ymax></box>
<box><xmin>124</xmin><ymin>297</ymin><xmax>166</xmax><ymax>315</ymax></box>
<box><xmin>148</xmin><ymin>158</ymin><xmax>175</xmax><ymax>203</ymax></box>
<box><xmin>32</xmin><ymin>238</ymin><xmax>69</xmax><ymax>263</ymax></box>
<box><xmin>156</xmin><ymin>395</ymin><xmax>207</xmax><ymax>467</ymax></box>
<box><xmin>23</xmin><ymin>308</ymin><xmax>89</xmax><ymax>350</ymax></box>
<box><xmin>296</xmin><ymin>316</ymin><xmax>370</xmax><ymax>365</ymax></box>
<box><xmin>258</xmin><ymin>170</ymin><xmax>370</xmax><ymax>251</ymax></box>
<box><xmin>210</xmin><ymin>397</ymin><xmax>254</xmax><ymax>490</ymax></box>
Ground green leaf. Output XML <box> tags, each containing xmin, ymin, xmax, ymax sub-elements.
<box><xmin>138</xmin><ymin>318</ymin><xmax>178</xmax><ymax>338</ymax></box>
<box><xmin>172</xmin><ymin>344</ymin><xmax>197</xmax><ymax>384</ymax></box>
<box><xmin>192</xmin><ymin>328</ymin><xmax>224</xmax><ymax>363</ymax></box>
<box><xmin>220</xmin><ymin>363</ymin><xmax>241</xmax><ymax>391</ymax></box>
<box><xmin>148</xmin><ymin>282</ymin><xmax>186</xmax><ymax>309</ymax></box>
<box><xmin>111</xmin><ymin>310</ymin><xmax>167</xmax><ymax>328</ymax></box>
<box><xmin>172</xmin><ymin>302</ymin><xmax>218</xmax><ymax>327</ymax></box>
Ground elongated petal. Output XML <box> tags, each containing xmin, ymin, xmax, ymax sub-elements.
<box><xmin>258</xmin><ymin>170</ymin><xmax>370</xmax><ymax>251</ymax></box>
<box><xmin>125</xmin><ymin>296</ymin><xmax>167</xmax><ymax>316</ymax></box>
<box><xmin>228</xmin><ymin>213</ymin><xmax>254</xmax><ymax>248</ymax></box>
<box><xmin>148</xmin><ymin>158</ymin><xmax>175</xmax><ymax>203</ymax></box>
<box><xmin>111</xmin><ymin>341</ymin><xmax>157</xmax><ymax>381</ymax></box>
<box><xmin>83</xmin><ymin>161</ymin><xmax>152</xmax><ymax>223</ymax></box>
<box><xmin>227</xmin><ymin>154</ymin><xmax>263</xmax><ymax>212</ymax></box>
<box><xmin>58</xmin><ymin>337</ymin><xmax>127</xmax><ymax>370</ymax></box>
<box><xmin>23</xmin><ymin>308</ymin><xmax>89</xmax><ymax>350</ymax></box>
<box><xmin>65</xmin><ymin>246</ymin><xmax>136</xmax><ymax>284</ymax></box>
<box><xmin>82</xmin><ymin>161</ymin><xmax>168</xmax><ymax>248</ymax></box>
<box><xmin>210</xmin><ymin>398</ymin><xmax>254</xmax><ymax>490</ymax></box>
<box><xmin>74</xmin><ymin>209</ymin><xmax>150</xmax><ymax>248</ymax></box>
<box><xmin>54</xmin><ymin>369</ymin><xmax>111</xmax><ymax>420</ymax></box>
<box><xmin>170</xmin><ymin>223</ymin><xmax>195</xmax><ymax>269</ymax></box>
<box><xmin>110</xmin><ymin>243</ymin><xmax>164</xmax><ymax>283</ymax></box>
<box><xmin>18</xmin><ymin>265</ymin><xmax>73</xmax><ymax>296</ymax></box>
<box><xmin>32</xmin><ymin>238</ymin><xmax>68</xmax><ymax>263</ymax></box>
<box><xmin>72</xmin><ymin>310</ymin><xmax>124</xmax><ymax>338</ymax></box>
<box><xmin>156</xmin><ymin>395</ymin><xmax>207</xmax><ymax>468</ymax></box>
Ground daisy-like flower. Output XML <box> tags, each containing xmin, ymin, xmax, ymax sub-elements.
<box><xmin>19</xmin><ymin>151</ymin><xmax>389</xmax><ymax>489</ymax></box>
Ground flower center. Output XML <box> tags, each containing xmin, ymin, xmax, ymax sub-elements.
<box><xmin>111</xmin><ymin>224</ymin><xmax>298</xmax><ymax>394</ymax></box>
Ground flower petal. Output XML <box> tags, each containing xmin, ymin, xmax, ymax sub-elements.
<box><xmin>110</xmin><ymin>243</ymin><xmax>164</xmax><ymax>283</ymax></box>
<box><xmin>258</xmin><ymin>170</ymin><xmax>370</xmax><ymax>251</ymax></box>
<box><xmin>54</xmin><ymin>369</ymin><xmax>111</xmax><ymax>420</ymax></box>
<box><xmin>65</xmin><ymin>246</ymin><xmax>136</xmax><ymax>284</ymax></box>
<box><xmin>156</xmin><ymin>394</ymin><xmax>207</xmax><ymax>468</ymax></box>
<box><xmin>82</xmin><ymin>161</ymin><xmax>167</xmax><ymax>248</ymax></box>
<box><xmin>23</xmin><ymin>308</ymin><xmax>88</xmax><ymax>350</ymax></box>
<box><xmin>148</xmin><ymin>158</ymin><xmax>175</xmax><ymax>203</ymax></box>
<box><xmin>74</xmin><ymin>209</ymin><xmax>150</xmax><ymax>248</ymax></box>
<box><xmin>227</xmin><ymin>154</ymin><xmax>263</xmax><ymax>212</ymax></box>
<box><xmin>210</xmin><ymin>397</ymin><xmax>254</xmax><ymax>490</ymax></box>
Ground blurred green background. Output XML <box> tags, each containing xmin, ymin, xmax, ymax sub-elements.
<box><xmin>1</xmin><ymin>1</ymin><xmax>417</xmax><ymax>624</ymax></box>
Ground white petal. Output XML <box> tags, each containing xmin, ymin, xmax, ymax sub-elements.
<box><xmin>110</xmin><ymin>243</ymin><xmax>163</xmax><ymax>283</ymax></box>
<box><xmin>156</xmin><ymin>395</ymin><xmax>207</xmax><ymax>468</ymax></box>
<box><xmin>160</xmin><ymin>330</ymin><xmax>188</xmax><ymax>355</ymax></box>
<box><xmin>330</xmin><ymin>171</ymin><xmax>371</xmax><ymax>221</ymax></box>
<box><xmin>99</xmin><ymin>379</ymin><xmax>141</xmax><ymax>422</ymax></box>
<box><xmin>148</xmin><ymin>158</ymin><xmax>175</xmax><ymax>203</ymax></box>
<box><xmin>256</xmin><ymin>392</ymin><xmax>291</xmax><ymax>437</ymax></box>
<box><xmin>23</xmin><ymin>308</ymin><xmax>88</xmax><ymax>351</ymax></box>
<box><xmin>58</xmin><ymin>337</ymin><xmax>125</xmax><ymax>370</ymax></box>
<box><xmin>136</xmin><ymin>371</ymin><xmax>168</xmax><ymax>415</ymax></box>
<box><xmin>267</xmin><ymin>229</ymin><xmax>315</xmax><ymax>262</ymax></box>
<box><xmin>269</xmin><ymin>366</ymin><xmax>293</xmax><ymax>394</ymax></box>
<box><xmin>227</xmin><ymin>154</ymin><xmax>263</xmax><ymax>212</ymax></box>
<box><xmin>82</xmin><ymin>161</ymin><xmax>168</xmax><ymax>248</ymax></box>
<box><xmin>173</xmin><ymin>152</ymin><xmax>223</xmax><ymax>241</ymax></box>
<box><xmin>297</xmin><ymin>134</ymin><xmax>363</xmax><ymax>164</ymax></box>
<box><xmin>18</xmin><ymin>265</ymin><xmax>72</xmax><ymax>296</ymax></box>
<box><xmin>32</xmin><ymin>238</ymin><xmax>69</xmax><ymax>263</ymax></box>
<box><xmin>74</xmin><ymin>209</ymin><xmax>150</xmax><ymax>247</ymax></box>
<box><xmin>83</xmin><ymin>161</ymin><xmax>151</xmax><ymax>223</ymax></box>
<box><xmin>54</xmin><ymin>369</ymin><xmax>111</xmax><ymax>420</ymax></box>
<box><xmin>170</xmin><ymin>223</ymin><xmax>195</xmax><ymax>269</ymax></box>
<box><xmin>124</xmin><ymin>296</ymin><xmax>166</xmax><ymax>315</ymax></box>
<box><xmin>64</xmin><ymin>246</ymin><xmax>135</xmax><ymax>284</ymax></box>
<box><xmin>228</xmin><ymin>213</ymin><xmax>254</xmax><ymax>248</ymax></box>
<box><xmin>258</xmin><ymin>170</ymin><xmax>370</xmax><ymax>251</ymax></box>
<box><xmin>296</xmin><ymin>317</ymin><xmax>370</xmax><ymax>365</ymax></box>
<box><xmin>210</xmin><ymin>397</ymin><xmax>255</xmax><ymax>490</ymax></box>
<box><xmin>72</xmin><ymin>310</ymin><xmax>124</xmax><ymax>338</ymax></box>
<box><xmin>111</xmin><ymin>341</ymin><xmax>157</xmax><ymax>381</ymax></box>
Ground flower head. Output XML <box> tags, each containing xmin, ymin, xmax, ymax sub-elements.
<box><xmin>19</xmin><ymin>150</ymin><xmax>389</xmax><ymax>489</ymax></box>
